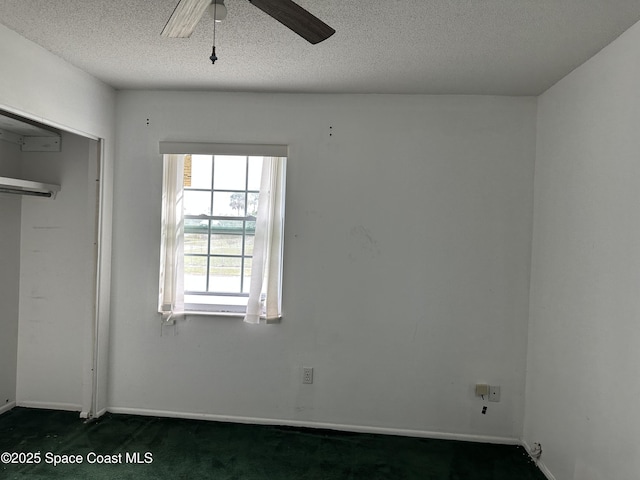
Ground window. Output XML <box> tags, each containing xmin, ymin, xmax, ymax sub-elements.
<box><xmin>183</xmin><ymin>154</ymin><xmax>260</xmax><ymax>311</ymax></box>
<box><xmin>158</xmin><ymin>143</ymin><xmax>286</xmax><ymax>323</ymax></box>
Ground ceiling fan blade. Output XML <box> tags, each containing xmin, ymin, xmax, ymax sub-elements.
<box><xmin>248</xmin><ymin>0</ymin><xmax>335</xmax><ymax>44</ymax></box>
<box><xmin>161</xmin><ymin>0</ymin><xmax>211</xmax><ymax>38</ymax></box>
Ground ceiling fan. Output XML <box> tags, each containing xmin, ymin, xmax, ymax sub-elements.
<box><xmin>161</xmin><ymin>0</ymin><xmax>336</xmax><ymax>44</ymax></box>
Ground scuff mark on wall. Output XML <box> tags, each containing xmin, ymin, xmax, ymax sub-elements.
<box><xmin>348</xmin><ymin>225</ymin><xmax>381</xmax><ymax>261</ymax></box>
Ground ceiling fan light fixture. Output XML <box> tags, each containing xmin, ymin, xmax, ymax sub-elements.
<box><xmin>163</xmin><ymin>0</ymin><xmax>334</xmax><ymax>43</ymax></box>
<box><xmin>209</xmin><ymin>0</ymin><xmax>227</xmax><ymax>22</ymax></box>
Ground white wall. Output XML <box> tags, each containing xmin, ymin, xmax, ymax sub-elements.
<box><xmin>16</xmin><ymin>132</ymin><xmax>98</xmax><ymax>411</ymax></box>
<box><xmin>0</xmin><ymin>141</ymin><xmax>22</xmax><ymax>413</ymax></box>
<box><xmin>525</xmin><ymin>19</ymin><xmax>640</xmax><ymax>480</ymax></box>
<box><xmin>0</xmin><ymin>23</ymin><xmax>115</xmax><ymax>416</ymax></box>
<box><xmin>110</xmin><ymin>91</ymin><xmax>536</xmax><ymax>440</ymax></box>
<box><xmin>0</xmin><ymin>25</ymin><xmax>113</xmax><ymax>140</ymax></box>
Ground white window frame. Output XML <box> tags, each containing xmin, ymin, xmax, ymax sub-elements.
<box><xmin>158</xmin><ymin>142</ymin><xmax>287</xmax><ymax>324</ymax></box>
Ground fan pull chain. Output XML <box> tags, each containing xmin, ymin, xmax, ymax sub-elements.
<box><xmin>210</xmin><ymin>2</ymin><xmax>218</xmax><ymax>64</ymax></box>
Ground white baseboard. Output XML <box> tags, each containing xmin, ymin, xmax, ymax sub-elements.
<box><xmin>16</xmin><ymin>400</ymin><xmax>82</xmax><ymax>412</ymax></box>
<box><xmin>522</xmin><ymin>440</ymin><xmax>556</xmax><ymax>480</ymax></box>
<box><xmin>0</xmin><ymin>401</ymin><xmax>16</xmax><ymax>415</ymax></box>
<box><xmin>107</xmin><ymin>406</ymin><xmax>519</xmax><ymax>445</ymax></box>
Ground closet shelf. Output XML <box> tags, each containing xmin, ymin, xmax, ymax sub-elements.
<box><xmin>0</xmin><ymin>176</ymin><xmax>60</xmax><ymax>198</ymax></box>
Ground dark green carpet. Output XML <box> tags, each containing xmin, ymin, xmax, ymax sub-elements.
<box><xmin>0</xmin><ymin>408</ymin><xmax>545</xmax><ymax>479</ymax></box>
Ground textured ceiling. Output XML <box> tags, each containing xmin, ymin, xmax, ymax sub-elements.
<box><xmin>1</xmin><ymin>0</ymin><xmax>640</xmax><ymax>95</ymax></box>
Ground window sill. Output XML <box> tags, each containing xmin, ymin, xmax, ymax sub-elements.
<box><xmin>185</xmin><ymin>310</ymin><xmax>245</xmax><ymax>319</ymax></box>
<box><xmin>182</xmin><ymin>311</ymin><xmax>281</xmax><ymax>324</ymax></box>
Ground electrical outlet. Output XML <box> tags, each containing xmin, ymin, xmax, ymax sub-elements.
<box><xmin>302</xmin><ymin>367</ymin><xmax>313</xmax><ymax>384</ymax></box>
<box><xmin>489</xmin><ymin>385</ymin><xmax>501</xmax><ymax>402</ymax></box>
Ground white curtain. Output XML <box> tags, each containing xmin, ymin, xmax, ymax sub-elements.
<box><xmin>244</xmin><ymin>156</ymin><xmax>286</xmax><ymax>324</ymax></box>
<box><xmin>158</xmin><ymin>154</ymin><xmax>185</xmax><ymax>324</ymax></box>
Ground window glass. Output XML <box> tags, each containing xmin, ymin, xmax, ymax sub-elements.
<box><xmin>247</xmin><ymin>157</ymin><xmax>263</xmax><ymax>190</ymax></box>
<box><xmin>184</xmin><ymin>191</ymin><xmax>211</xmax><ymax>216</ymax></box>
<box><xmin>242</xmin><ymin>258</ymin><xmax>253</xmax><ymax>294</ymax></box>
<box><xmin>210</xmin><ymin>233</ymin><xmax>243</xmax><ymax>256</ymax></box>
<box><xmin>184</xmin><ymin>219</ymin><xmax>208</xmax><ymax>254</ymax></box>
<box><xmin>209</xmin><ymin>257</ymin><xmax>242</xmax><ymax>293</ymax></box>
<box><xmin>213</xmin><ymin>191</ymin><xmax>245</xmax><ymax>217</ymax></box>
<box><xmin>184</xmin><ymin>256</ymin><xmax>207</xmax><ymax>291</ymax></box>
<box><xmin>189</xmin><ymin>155</ymin><xmax>213</xmax><ymax>189</ymax></box>
<box><xmin>213</xmin><ymin>155</ymin><xmax>246</xmax><ymax>190</ymax></box>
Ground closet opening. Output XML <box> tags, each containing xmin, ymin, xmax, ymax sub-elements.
<box><xmin>0</xmin><ymin>108</ymin><xmax>103</xmax><ymax>419</ymax></box>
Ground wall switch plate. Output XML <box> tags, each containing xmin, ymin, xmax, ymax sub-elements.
<box><xmin>303</xmin><ymin>367</ymin><xmax>313</xmax><ymax>384</ymax></box>
<box><xmin>475</xmin><ymin>383</ymin><xmax>490</xmax><ymax>396</ymax></box>
<box><xmin>489</xmin><ymin>385</ymin><xmax>501</xmax><ymax>402</ymax></box>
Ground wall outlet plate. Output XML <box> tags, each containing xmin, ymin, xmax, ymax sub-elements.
<box><xmin>489</xmin><ymin>385</ymin><xmax>501</xmax><ymax>402</ymax></box>
<box><xmin>303</xmin><ymin>367</ymin><xmax>313</xmax><ymax>384</ymax></box>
